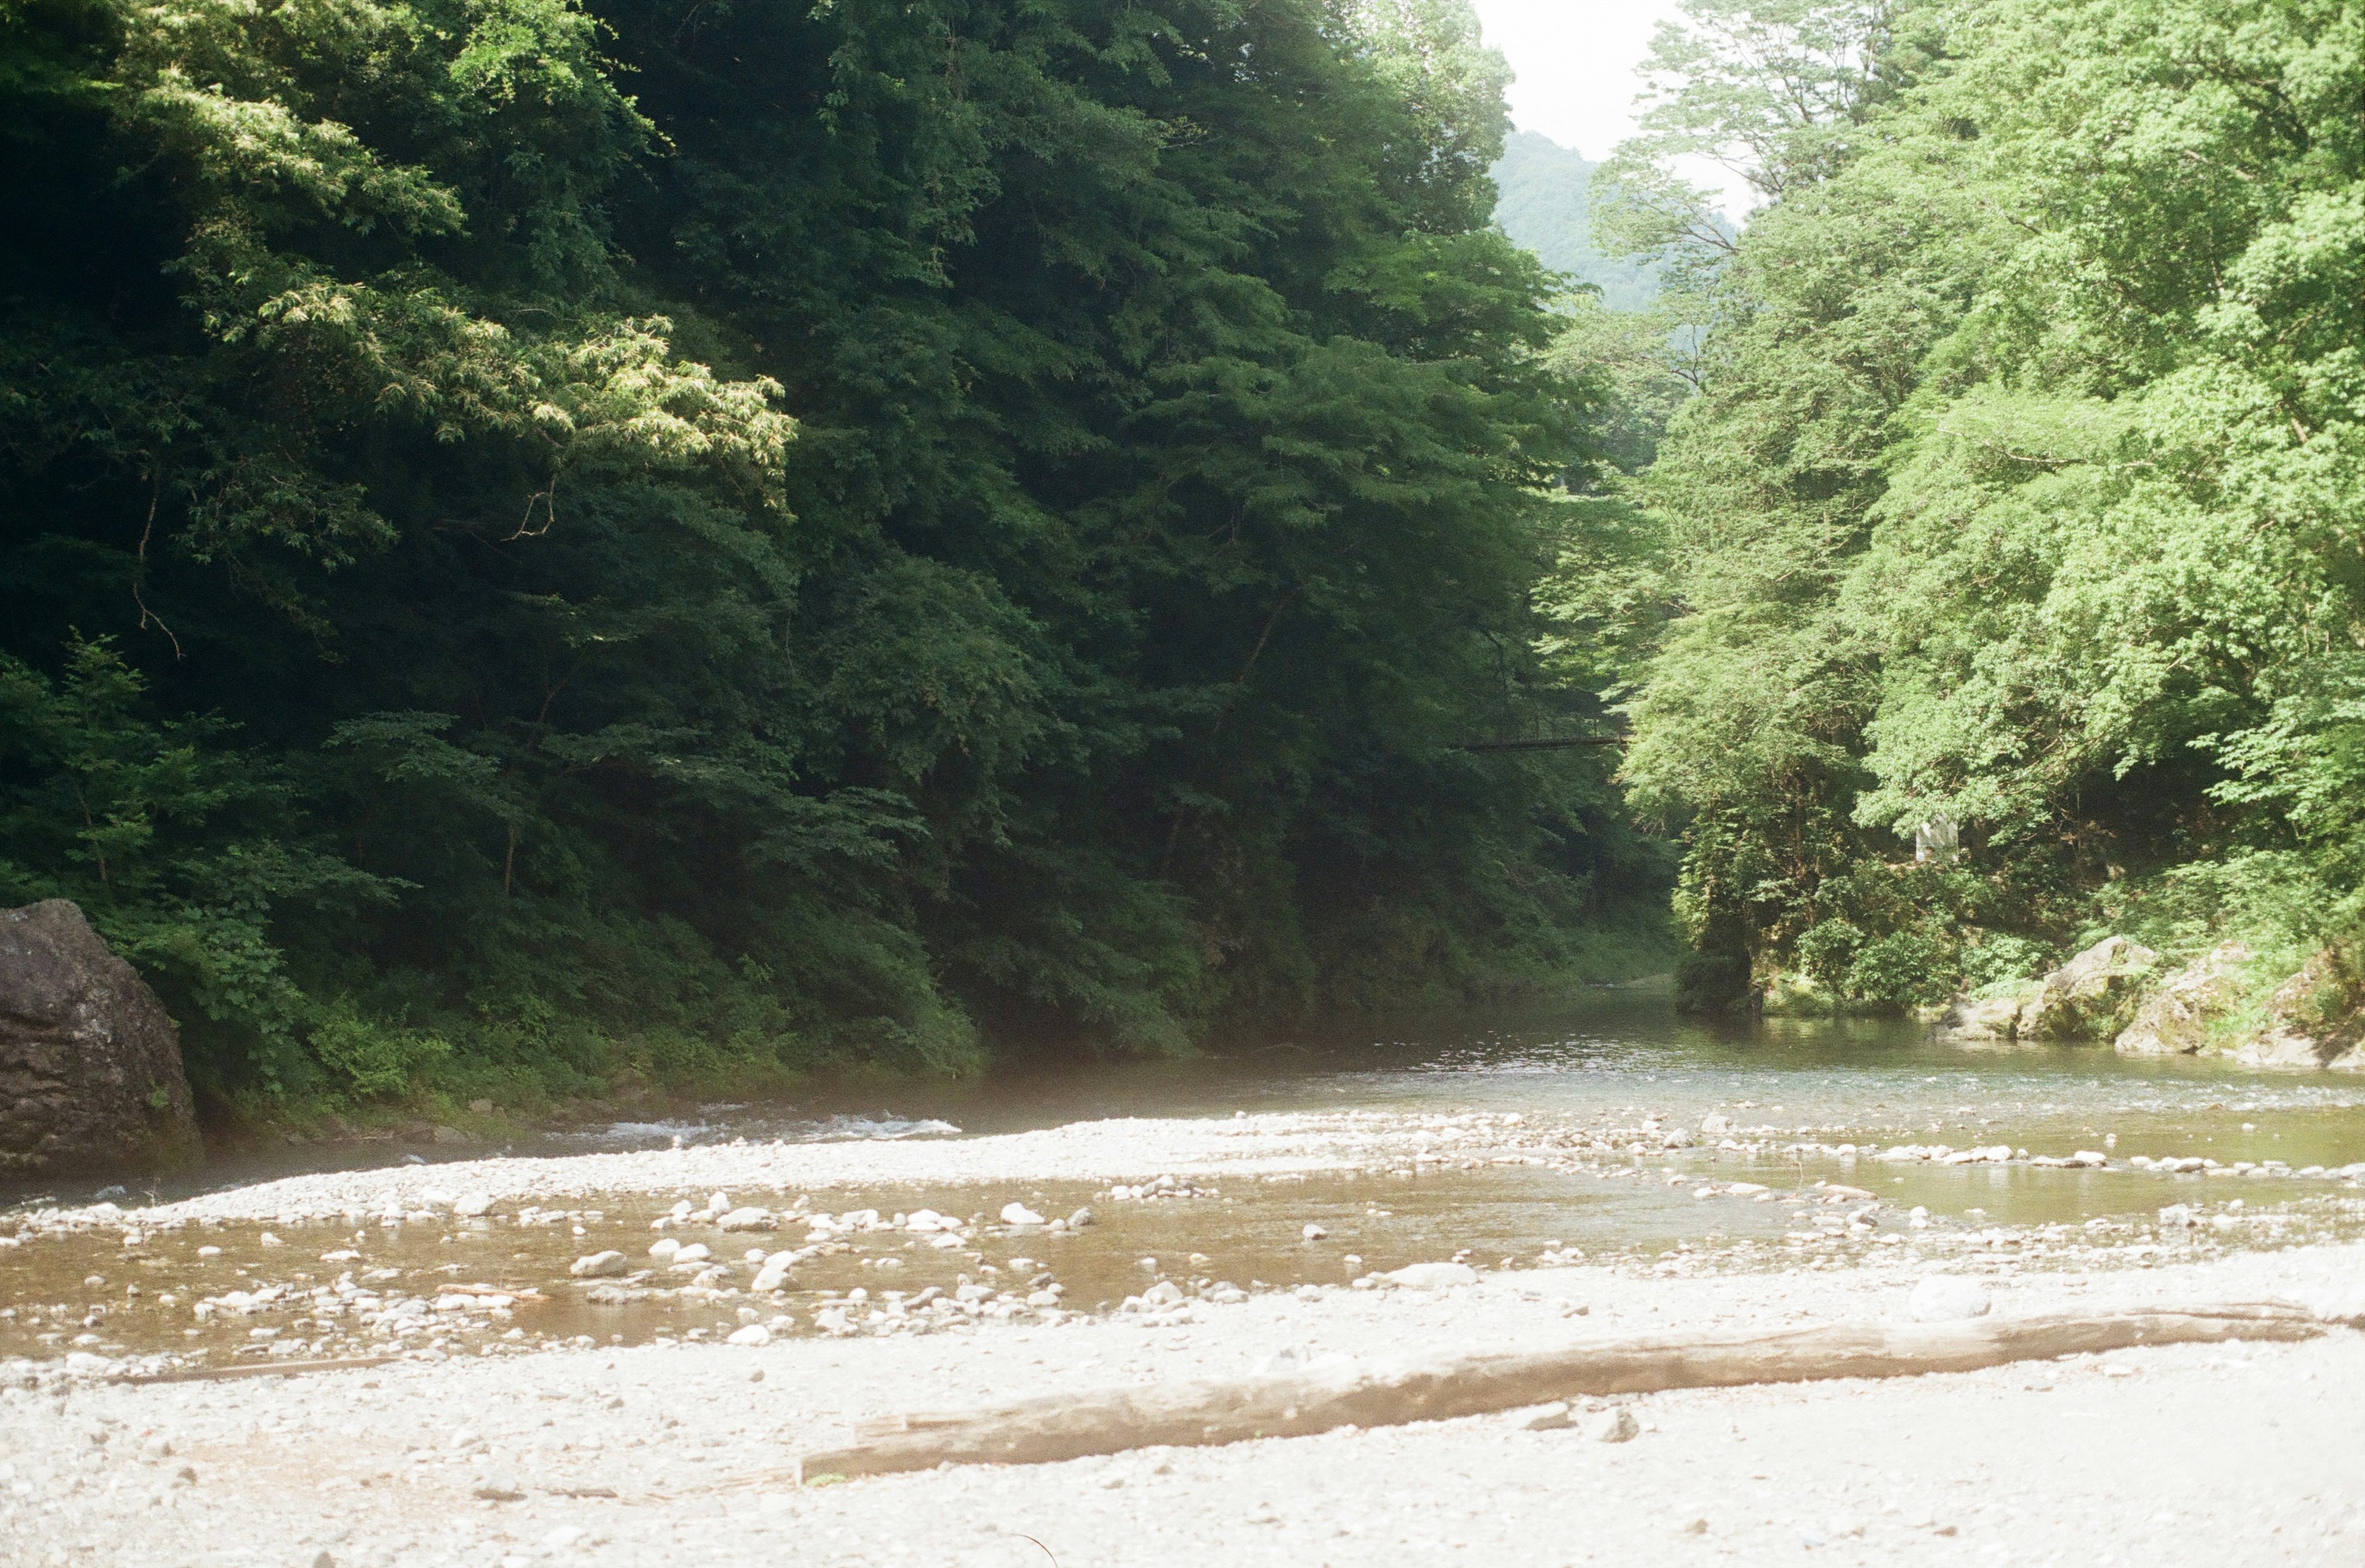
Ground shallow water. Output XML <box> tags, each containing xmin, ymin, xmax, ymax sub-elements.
<box><xmin>6</xmin><ymin>990</ymin><xmax>2364</xmax><ymax>1368</ymax></box>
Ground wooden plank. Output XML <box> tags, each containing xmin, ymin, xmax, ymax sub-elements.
<box><xmin>800</xmin><ymin>1303</ymin><xmax>2324</xmax><ymax>1480</ymax></box>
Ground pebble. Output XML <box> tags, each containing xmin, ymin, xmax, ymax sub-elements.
<box><xmin>1001</xmin><ymin>1203</ymin><xmax>1046</xmax><ymax>1227</ymax></box>
<box><xmin>1380</xmin><ymin>1262</ymin><xmax>1477</xmax><ymax>1290</ymax></box>
<box><xmin>1587</xmin><ymin>1407</ymin><xmax>1638</xmax><ymax>1443</ymax></box>
<box><xmin>1907</xmin><ymin>1275</ymin><xmax>1992</xmax><ymax>1322</ymax></box>
<box><xmin>569</xmin><ymin>1251</ymin><xmax>628</xmax><ymax>1279</ymax></box>
<box><xmin>1302</xmin><ymin>1223</ymin><xmax>1328</xmax><ymax>1240</ymax></box>
<box><xmin>454</xmin><ymin>1192</ymin><xmax>493</xmax><ymax>1218</ymax></box>
<box><xmin>649</xmin><ymin>1238</ymin><xmax>681</xmax><ymax>1259</ymax></box>
<box><xmin>726</xmin><ymin>1324</ymin><xmax>771</xmax><ymax>1347</ymax></box>
<box><xmin>1518</xmin><ymin>1402</ymin><xmax>1572</xmax><ymax>1430</ymax></box>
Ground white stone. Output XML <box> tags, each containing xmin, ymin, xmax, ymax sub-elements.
<box><xmin>1518</xmin><ymin>1402</ymin><xmax>1572</xmax><ymax>1430</ymax></box>
<box><xmin>716</xmin><ymin>1207</ymin><xmax>776</xmax><ymax>1232</ymax></box>
<box><xmin>568</xmin><ymin>1251</ymin><xmax>628</xmax><ymax>1279</ymax></box>
<box><xmin>726</xmin><ymin>1324</ymin><xmax>771</xmax><ymax>1346</ymax></box>
<box><xmin>673</xmin><ymin>1242</ymin><xmax>711</xmax><ymax>1264</ymax></box>
<box><xmin>1301</xmin><ymin>1223</ymin><xmax>1328</xmax><ymax>1240</ymax></box>
<box><xmin>649</xmin><ymin>1238</ymin><xmax>680</xmax><ymax>1259</ymax></box>
<box><xmin>1000</xmin><ymin>1203</ymin><xmax>1046</xmax><ymax>1226</ymax></box>
<box><xmin>1908</xmin><ymin>1275</ymin><xmax>1991</xmax><ymax>1322</ymax></box>
<box><xmin>454</xmin><ymin>1192</ymin><xmax>493</xmax><ymax>1218</ymax></box>
<box><xmin>1381</xmin><ymin>1262</ymin><xmax>1477</xmax><ymax>1290</ymax></box>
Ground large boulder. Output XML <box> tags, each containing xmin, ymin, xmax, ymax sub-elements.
<box><xmin>2015</xmin><ymin>936</ymin><xmax>2159</xmax><ymax>1040</ymax></box>
<box><xmin>1933</xmin><ymin>936</ymin><xmax>2161</xmax><ymax>1045</ymax></box>
<box><xmin>2226</xmin><ymin>945</ymin><xmax>2365</xmax><ymax>1070</ymax></box>
<box><xmin>0</xmin><ymin>900</ymin><xmax>200</xmax><ymax>1176</ymax></box>
<box><xmin>2115</xmin><ymin>944</ymin><xmax>2250</xmax><ymax>1056</ymax></box>
<box><xmin>1931</xmin><ymin>992</ymin><xmax>2024</xmax><ymax>1042</ymax></box>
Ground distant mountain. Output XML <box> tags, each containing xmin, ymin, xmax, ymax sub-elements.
<box><xmin>1490</xmin><ymin>132</ymin><xmax>1659</xmax><ymax>313</ymax></box>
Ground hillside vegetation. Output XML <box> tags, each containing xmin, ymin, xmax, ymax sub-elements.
<box><xmin>1489</xmin><ymin>132</ymin><xmax>1660</xmax><ymax>313</ymax></box>
<box><xmin>1577</xmin><ymin>0</ymin><xmax>2365</xmax><ymax>1038</ymax></box>
<box><xmin>0</xmin><ymin>0</ymin><xmax>1668</xmax><ymax>1115</ymax></box>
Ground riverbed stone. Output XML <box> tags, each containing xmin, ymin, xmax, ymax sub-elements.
<box><xmin>569</xmin><ymin>1251</ymin><xmax>629</xmax><ymax>1278</ymax></box>
<box><xmin>1381</xmin><ymin>1262</ymin><xmax>1478</xmax><ymax>1290</ymax></box>
<box><xmin>0</xmin><ymin>899</ymin><xmax>200</xmax><ymax>1176</ymax></box>
<box><xmin>1587</xmin><ymin>1407</ymin><xmax>1639</xmax><ymax>1443</ymax></box>
<box><xmin>1907</xmin><ymin>1275</ymin><xmax>1991</xmax><ymax>1322</ymax></box>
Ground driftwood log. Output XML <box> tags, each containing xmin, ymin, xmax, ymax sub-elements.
<box><xmin>801</xmin><ymin>1303</ymin><xmax>2329</xmax><ymax>1480</ymax></box>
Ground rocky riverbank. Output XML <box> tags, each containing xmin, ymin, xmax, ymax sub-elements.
<box><xmin>2</xmin><ymin>1232</ymin><xmax>2361</xmax><ymax>1567</ymax></box>
<box><xmin>1936</xmin><ymin>934</ymin><xmax>2365</xmax><ymax>1069</ymax></box>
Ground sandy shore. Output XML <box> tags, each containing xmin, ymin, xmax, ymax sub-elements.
<box><xmin>4</xmin><ymin>1168</ymin><xmax>2362</xmax><ymax>1567</ymax></box>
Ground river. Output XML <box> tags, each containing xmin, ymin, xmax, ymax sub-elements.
<box><xmin>6</xmin><ymin>987</ymin><xmax>2362</xmax><ymax>1372</ymax></box>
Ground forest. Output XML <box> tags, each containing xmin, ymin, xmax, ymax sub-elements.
<box><xmin>6</xmin><ymin>0</ymin><xmax>2362</xmax><ymax>1120</ymax></box>
<box><xmin>0</xmin><ymin>0</ymin><xmax>1664</xmax><ymax>1115</ymax></box>
<box><xmin>1579</xmin><ymin>0</ymin><xmax>2365</xmax><ymax>1033</ymax></box>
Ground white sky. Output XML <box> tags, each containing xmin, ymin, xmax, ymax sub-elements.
<box><xmin>1470</xmin><ymin>0</ymin><xmax>1756</xmax><ymax>218</ymax></box>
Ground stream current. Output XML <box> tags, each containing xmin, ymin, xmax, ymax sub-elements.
<box><xmin>6</xmin><ymin>988</ymin><xmax>2363</xmax><ymax>1373</ymax></box>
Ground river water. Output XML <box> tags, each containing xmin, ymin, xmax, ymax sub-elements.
<box><xmin>6</xmin><ymin>988</ymin><xmax>2363</xmax><ymax>1372</ymax></box>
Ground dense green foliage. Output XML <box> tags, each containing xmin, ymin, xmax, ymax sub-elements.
<box><xmin>1575</xmin><ymin>0</ymin><xmax>2365</xmax><ymax>1012</ymax></box>
<box><xmin>1490</xmin><ymin>132</ymin><xmax>1660</xmax><ymax>312</ymax></box>
<box><xmin>0</xmin><ymin>0</ymin><xmax>1667</xmax><ymax>1107</ymax></box>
